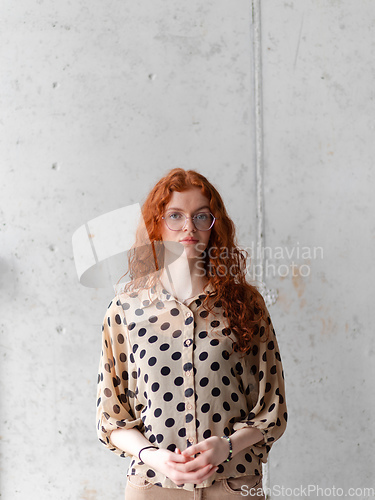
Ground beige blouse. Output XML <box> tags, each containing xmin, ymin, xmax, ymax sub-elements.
<box><xmin>96</xmin><ymin>275</ymin><xmax>288</xmax><ymax>491</ymax></box>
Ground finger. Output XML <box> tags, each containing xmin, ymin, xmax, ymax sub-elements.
<box><xmin>166</xmin><ymin>457</ymin><xmax>207</xmax><ymax>473</ymax></box>
<box><xmin>165</xmin><ymin>454</ymin><xmax>190</xmax><ymax>465</ymax></box>
<box><xmin>196</xmin><ymin>465</ymin><xmax>219</xmax><ymax>484</ymax></box>
<box><xmin>181</xmin><ymin>445</ymin><xmax>198</xmax><ymax>457</ymax></box>
<box><xmin>181</xmin><ymin>464</ymin><xmax>217</xmax><ymax>484</ymax></box>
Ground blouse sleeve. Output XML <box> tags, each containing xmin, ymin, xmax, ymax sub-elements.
<box><xmin>96</xmin><ymin>296</ymin><xmax>143</xmax><ymax>458</ymax></box>
<box><xmin>233</xmin><ymin>300</ymin><xmax>288</xmax><ymax>464</ymax></box>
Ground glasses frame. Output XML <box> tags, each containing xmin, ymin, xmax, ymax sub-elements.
<box><xmin>162</xmin><ymin>211</ymin><xmax>216</xmax><ymax>231</ymax></box>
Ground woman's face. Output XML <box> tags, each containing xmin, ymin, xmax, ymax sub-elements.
<box><xmin>160</xmin><ymin>187</ymin><xmax>213</xmax><ymax>260</ymax></box>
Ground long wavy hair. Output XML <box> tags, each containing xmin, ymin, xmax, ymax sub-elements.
<box><xmin>120</xmin><ymin>168</ymin><xmax>270</xmax><ymax>356</ymax></box>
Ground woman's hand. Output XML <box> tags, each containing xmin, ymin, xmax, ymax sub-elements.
<box><xmin>141</xmin><ymin>446</ymin><xmax>218</xmax><ymax>486</ymax></box>
<box><xmin>175</xmin><ymin>437</ymin><xmax>229</xmax><ymax>467</ymax></box>
<box><xmin>165</xmin><ymin>437</ymin><xmax>229</xmax><ymax>480</ymax></box>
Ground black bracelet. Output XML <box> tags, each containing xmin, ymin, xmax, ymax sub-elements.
<box><xmin>138</xmin><ymin>445</ymin><xmax>158</xmax><ymax>462</ymax></box>
<box><xmin>221</xmin><ymin>436</ymin><xmax>233</xmax><ymax>462</ymax></box>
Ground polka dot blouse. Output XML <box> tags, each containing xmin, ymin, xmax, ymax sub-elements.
<box><xmin>96</xmin><ymin>276</ymin><xmax>288</xmax><ymax>491</ymax></box>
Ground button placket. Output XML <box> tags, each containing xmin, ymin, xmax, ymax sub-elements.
<box><xmin>181</xmin><ymin>305</ymin><xmax>197</xmax><ymax>449</ymax></box>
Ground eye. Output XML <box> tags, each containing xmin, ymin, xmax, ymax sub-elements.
<box><xmin>195</xmin><ymin>213</ymin><xmax>209</xmax><ymax>221</ymax></box>
<box><xmin>168</xmin><ymin>212</ymin><xmax>184</xmax><ymax>220</ymax></box>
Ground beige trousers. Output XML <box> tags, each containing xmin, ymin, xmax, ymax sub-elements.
<box><xmin>125</xmin><ymin>474</ymin><xmax>265</xmax><ymax>499</ymax></box>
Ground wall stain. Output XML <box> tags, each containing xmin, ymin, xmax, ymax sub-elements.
<box><xmin>292</xmin><ymin>266</ymin><xmax>306</xmax><ymax>299</ymax></box>
<box><xmin>80</xmin><ymin>481</ymin><xmax>97</xmax><ymax>500</ymax></box>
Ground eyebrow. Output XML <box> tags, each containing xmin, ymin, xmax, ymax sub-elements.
<box><xmin>166</xmin><ymin>206</ymin><xmax>211</xmax><ymax>212</ymax></box>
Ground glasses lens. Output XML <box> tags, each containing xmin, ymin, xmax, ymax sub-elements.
<box><xmin>194</xmin><ymin>213</ymin><xmax>214</xmax><ymax>230</ymax></box>
<box><xmin>165</xmin><ymin>212</ymin><xmax>186</xmax><ymax>230</ymax></box>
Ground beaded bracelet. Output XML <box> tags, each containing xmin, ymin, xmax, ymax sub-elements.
<box><xmin>221</xmin><ymin>435</ymin><xmax>233</xmax><ymax>462</ymax></box>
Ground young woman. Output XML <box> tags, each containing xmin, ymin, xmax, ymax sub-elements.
<box><xmin>96</xmin><ymin>168</ymin><xmax>287</xmax><ymax>499</ymax></box>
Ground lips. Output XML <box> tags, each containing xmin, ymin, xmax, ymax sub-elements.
<box><xmin>180</xmin><ymin>238</ymin><xmax>199</xmax><ymax>243</ymax></box>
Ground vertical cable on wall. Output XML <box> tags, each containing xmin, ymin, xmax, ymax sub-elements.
<box><xmin>253</xmin><ymin>0</ymin><xmax>265</xmax><ymax>286</ymax></box>
<box><xmin>251</xmin><ymin>1</ymin><xmax>277</xmax><ymax>498</ymax></box>
<box><xmin>252</xmin><ymin>0</ymin><xmax>278</xmax><ymax>308</ymax></box>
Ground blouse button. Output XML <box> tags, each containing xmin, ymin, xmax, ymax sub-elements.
<box><xmin>187</xmin><ymin>403</ymin><xmax>192</xmax><ymax>410</ymax></box>
<box><xmin>188</xmin><ymin>437</ymin><xmax>194</xmax><ymax>444</ymax></box>
<box><xmin>184</xmin><ymin>339</ymin><xmax>192</xmax><ymax>347</ymax></box>
<box><xmin>185</xmin><ymin>371</ymin><xmax>191</xmax><ymax>377</ymax></box>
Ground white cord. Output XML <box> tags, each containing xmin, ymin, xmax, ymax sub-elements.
<box><xmin>252</xmin><ymin>1</ymin><xmax>275</xmax><ymax>498</ymax></box>
<box><xmin>252</xmin><ymin>0</ymin><xmax>278</xmax><ymax>311</ymax></box>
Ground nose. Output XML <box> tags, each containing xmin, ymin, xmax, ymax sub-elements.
<box><xmin>183</xmin><ymin>217</ymin><xmax>196</xmax><ymax>232</ymax></box>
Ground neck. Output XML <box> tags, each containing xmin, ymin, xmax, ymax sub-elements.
<box><xmin>159</xmin><ymin>247</ymin><xmax>208</xmax><ymax>302</ymax></box>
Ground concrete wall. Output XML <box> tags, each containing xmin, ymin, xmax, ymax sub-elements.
<box><xmin>1</xmin><ymin>1</ymin><xmax>374</xmax><ymax>499</ymax></box>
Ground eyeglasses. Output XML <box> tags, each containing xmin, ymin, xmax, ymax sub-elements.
<box><xmin>162</xmin><ymin>211</ymin><xmax>216</xmax><ymax>231</ymax></box>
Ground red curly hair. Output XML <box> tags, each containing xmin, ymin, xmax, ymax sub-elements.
<box><xmin>121</xmin><ymin>168</ymin><xmax>270</xmax><ymax>356</ymax></box>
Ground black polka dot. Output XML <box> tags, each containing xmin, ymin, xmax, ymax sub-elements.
<box><xmin>163</xmin><ymin>392</ymin><xmax>173</xmax><ymax>402</ymax></box>
<box><xmin>200</xmin><ymin>377</ymin><xmax>209</xmax><ymax>387</ymax></box>
<box><xmin>201</xmin><ymin>403</ymin><xmax>210</xmax><ymax>413</ymax></box>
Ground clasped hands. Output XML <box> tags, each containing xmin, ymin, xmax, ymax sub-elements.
<box><xmin>161</xmin><ymin>436</ymin><xmax>230</xmax><ymax>486</ymax></box>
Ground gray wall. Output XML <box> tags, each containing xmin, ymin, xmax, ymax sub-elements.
<box><xmin>1</xmin><ymin>1</ymin><xmax>374</xmax><ymax>499</ymax></box>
